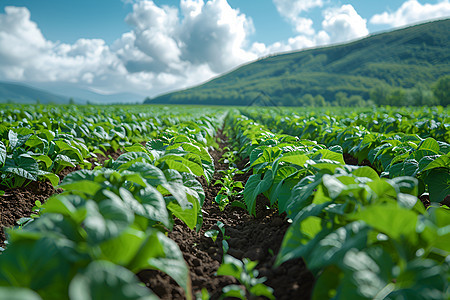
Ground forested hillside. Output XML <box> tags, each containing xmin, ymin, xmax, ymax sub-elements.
<box><xmin>145</xmin><ymin>19</ymin><xmax>450</xmax><ymax>106</ymax></box>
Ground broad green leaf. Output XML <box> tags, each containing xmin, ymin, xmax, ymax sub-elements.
<box><xmin>351</xmin><ymin>166</ymin><xmax>379</xmax><ymax>181</ymax></box>
<box><xmin>99</xmin><ymin>227</ymin><xmax>146</xmax><ymax>265</ymax></box>
<box><xmin>61</xmin><ymin>169</ymin><xmax>97</xmax><ymax>184</ymax></box>
<box><xmin>418</xmin><ymin>137</ymin><xmax>440</xmax><ymax>152</ymax></box>
<box><xmin>124</xmin><ymin>143</ymin><xmax>147</xmax><ymax>153</ymax></box>
<box><xmin>271</xmin><ymin>176</ymin><xmax>299</xmax><ymax>212</ymax></box>
<box><xmin>287</xmin><ymin>174</ymin><xmax>324</xmax><ymax>219</ymax></box>
<box><xmin>366</xmin><ymin>179</ymin><xmax>397</xmax><ymax>201</ymax></box>
<box><xmin>250</xmin><ymin>147</ymin><xmax>282</xmax><ymax>168</ymax></box>
<box><xmin>167</xmin><ymin>187</ymin><xmax>199</xmax><ymax>230</ymax></box>
<box><xmin>276</xmin><ymin>203</ymin><xmax>329</xmax><ymax>267</ymax></box>
<box><xmin>424</xmin><ymin>168</ymin><xmax>450</xmax><ymax>203</ymax></box>
<box><xmin>54</xmin><ymin>140</ymin><xmax>83</xmax><ymax>161</ymax></box>
<box><xmin>273</xmin><ymin>166</ymin><xmax>298</xmax><ymax>181</ymax></box>
<box><xmin>9</xmin><ymin>130</ymin><xmax>32</xmax><ymax>150</ymax></box>
<box><xmin>321</xmin><ymin>174</ymin><xmax>349</xmax><ymax>199</ymax></box>
<box><xmin>2</xmin><ymin>154</ymin><xmax>39</xmax><ymax>181</ymax></box>
<box><xmin>83</xmin><ymin>197</ymin><xmax>134</xmax><ymax>244</ymax></box>
<box><xmin>69</xmin><ymin>260</ymin><xmax>157</xmax><ymax>300</ymax></box>
<box><xmin>417</xmin><ymin>155</ymin><xmax>439</xmax><ymax>173</ymax></box>
<box><xmin>163</xmin><ymin>168</ymin><xmax>183</xmax><ymax>183</ymax></box>
<box><xmin>0</xmin><ymin>237</ymin><xmax>74</xmax><ymax>299</ymax></box>
<box><xmin>419</xmin><ymin>207</ymin><xmax>450</xmax><ymax>252</ymax></box>
<box><xmin>389</xmin><ymin>176</ymin><xmax>418</xmax><ymax>196</ymax></box>
<box><xmin>112</xmin><ymin>152</ymin><xmax>153</xmax><ymax>169</ymax></box>
<box><xmin>221</xmin><ymin>285</ymin><xmax>246</xmax><ymax>300</ymax></box>
<box><xmin>54</xmin><ymin>154</ymin><xmax>76</xmax><ymax>169</ymax></box>
<box><xmin>121</xmin><ymin>172</ymin><xmax>147</xmax><ymax>188</ymax></box>
<box><xmin>243</xmin><ymin>170</ymin><xmax>273</xmax><ymax>215</ymax></box>
<box><xmin>388</xmin><ymin>258</ymin><xmax>449</xmax><ymax>300</ymax></box>
<box><xmin>340</xmin><ymin>248</ymin><xmax>394</xmax><ymax>299</ymax></box>
<box><xmin>316</xmin><ymin>149</ymin><xmax>345</xmax><ymax>164</ymax></box>
<box><xmin>39</xmin><ymin>172</ymin><xmax>60</xmax><ymax>187</ymax></box>
<box><xmin>183</xmin><ymin>173</ymin><xmax>206</xmax><ymax>206</ymax></box>
<box><xmin>172</xmin><ymin>135</ymin><xmax>191</xmax><ymax>144</ymax></box>
<box><xmin>160</xmin><ymin>156</ymin><xmax>203</xmax><ymax>177</ymax></box>
<box><xmin>279</xmin><ymin>152</ymin><xmax>309</xmax><ymax>167</ymax></box>
<box><xmin>249</xmin><ymin>284</ymin><xmax>275</xmax><ymax>300</ymax></box>
<box><xmin>349</xmin><ymin>203</ymin><xmax>418</xmax><ymax>243</ymax></box>
<box><xmin>0</xmin><ymin>287</ymin><xmax>42</xmax><ymax>300</ymax></box>
<box><xmin>138</xmin><ymin>186</ymin><xmax>170</xmax><ymax>227</ymax></box>
<box><xmin>181</xmin><ymin>143</ymin><xmax>212</xmax><ymax>163</ymax></box>
<box><xmin>35</xmin><ymin>155</ymin><xmax>53</xmax><ymax>170</ymax></box>
<box><xmin>312</xmin><ymin>266</ymin><xmax>342</xmax><ymax>300</ymax></box>
<box><xmin>60</xmin><ymin>180</ymin><xmax>102</xmax><ymax>196</ymax></box>
<box><xmin>216</xmin><ymin>255</ymin><xmax>243</xmax><ymax>278</ymax></box>
<box><xmin>306</xmin><ymin>222</ymin><xmax>370</xmax><ymax>271</ymax></box>
<box><xmin>43</xmin><ymin>194</ymin><xmax>87</xmax><ymax>223</ymax></box>
<box><xmin>160</xmin><ymin>182</ymin><xmax>190</xmax><ymax>209</ymax></box>
<box><xmin>423</xmin><ymin>153</ymin><xmax>450</xmax><ymax>171</ymax></box>
<box><xmin>127</xmin><ymin>231</ymin><xmax>191</xmax><ymax>298</ymax></box>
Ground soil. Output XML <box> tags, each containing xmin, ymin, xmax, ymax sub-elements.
<box><xmin>0</xmin><ymin>150</ymin><xmax>123</xmax><ymax>247</ymax></box>
<box><xmin>343</xmin><ymin>152</ymin><xmax>380</xmax><ymax>174</ymax></box>
<box><xmin>138</xmin><ymin>129</ymin><xmax>315</xmax><ymax>299</ymax></box>
<box><xmin>0</xmin><ymin>180</ymin><xmax>61</xmax><ymax>248</ymax></box>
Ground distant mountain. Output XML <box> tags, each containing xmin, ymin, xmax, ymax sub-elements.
<box><xmin>25</xmin><ymin>82</ymin><xmax>146</xmax><ymax>104</ymax></box>
<box><xmin>0</xmin><ymin>81</ymin><xmax>146</xmax><ymax>105</ymax></box>
<box><xmin>145</xmin><ymin>19</ymin><xmax>450</xmax><ymax>106</ymax></box>
<box><xmin>0</xmin><ymin>82</ymin><xmax>70</xmax><ymax>104</ymax></box>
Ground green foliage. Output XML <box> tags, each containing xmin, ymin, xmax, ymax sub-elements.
<box><xmin>225</xmin><ymin>108</ymin><xmax>450</xmax><ymax>299</ymax></box>
<box><xmin>204</xmin><ymin>221</ymin><xmax>230</xmax><ymax>259</ymax></box>
<box><xmin>433</xmin><ymin>75</ymin><xmax>450</xmax><ymax>106</ymax></box>
<box><xmin>0</xmin><ymin>106</ymin><xmax>227</xmax><ymax>300</ymax></box>
<box><xmin>217</xmin><ymin>255</ymin><xmax>275</xmax><ymax>300</ymax></box>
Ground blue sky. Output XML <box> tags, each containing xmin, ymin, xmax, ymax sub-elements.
<box><xmin>0</xmin><ymin>0</ymin><xmax>449</xmax><ymax>98</ymax></box>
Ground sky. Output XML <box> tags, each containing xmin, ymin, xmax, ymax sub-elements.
<box><xmin>0</xmin><ymin>0</ymin><xmax>449</xmax><ymax>99</ymax></box>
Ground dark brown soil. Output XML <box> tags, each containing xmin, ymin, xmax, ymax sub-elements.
<box><xmin>343</xmin><ymin>152</ymin><xmax>380</xmax><ymax>174</ymax></box>
<box><xmin>138</xmin><ymin>130</ymin><xmax>315</xmax><ymax>299</ymax></box>
<box><xmin>419</xmin><ymin>193</ymin><xmax>431</xmax><ymax>209</ymax></box>
<box><xmin>0</xmin><ymin>150</ymin><xmax>123</xmax><ymax>247</ymax></box>
<box><xmin>0</xmin><ymin>180</ymin><xmax>61</xmax><ymax>248</ymax></box>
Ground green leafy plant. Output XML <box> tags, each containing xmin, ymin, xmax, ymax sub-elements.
<box><xmin>204</xmin><ymin>221</ymin><xmax>230</xmax><ymax>259</ymax></box>
<box><xmin>214</xmin><ymin>167</ymin><xmax>244</xmax><ymax>210</ymax></box>
<box><xmin>216</xmin><ymin>255</ymin><xmax>275</xmax><ymax>300</ymax></box>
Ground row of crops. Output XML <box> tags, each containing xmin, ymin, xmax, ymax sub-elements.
<box><xmin>0</xmin><ymin>104</ymin><xmax>449</xmax><ymax>299</ymax></box>
<box><xmin>0</xmin><ymin>104</ymin><xmax>225</xmax><ymax>299</ymax></box>
<box><xmin>0</xmin><ymin>104</ymin><xmax>220</xmax><ymax>190</ymax></box>
<box><xmin>229</xmin><ymin>107</ymin><xmax>449</xmax><ymax>299</ymax></box>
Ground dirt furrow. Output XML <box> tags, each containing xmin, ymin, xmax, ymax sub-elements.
<box><xmin>141</xmin><ymin>129</ymin><xmax>315</xmax><ymax>299</ymax></box>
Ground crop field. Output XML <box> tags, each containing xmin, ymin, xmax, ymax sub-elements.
<box><xmin>0</xmin><ymin>103</ymin><xmax>449</xmax><ymax>300</ymax></box>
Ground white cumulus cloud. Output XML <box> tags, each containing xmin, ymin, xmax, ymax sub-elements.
<box><xmin>321</xmin><ymin>4</ymin><xmax>369</xmax><ymax>43</ymax></box>
<box><xmin>370</xmin><ymin>0</ymin><xmax>450</xmax><ymax>27</ymax></box>
<box><xmin>272</xmin><ymin>0</ymin><xmax>323</xmax><ymax>35</ymax></box>
<box><xmin>0</xmin><ymin>1</ymin><xmax>258</xmax><ymax>97</ymax></box>
<box><xmin>259</xmin><ymin>4</ymin><xmax>368</xmax><ymax>55</ymax></box>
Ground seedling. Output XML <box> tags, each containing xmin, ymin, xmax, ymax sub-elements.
<box><xmin>217</xmin><ymin>255</ymin><xmax>275</xmax><ymax>300</ymax></box>
<box><xmin>16</xmin><ymin>200</ymin><xmax>44</xmax><ymax>228</ymax></box>
<box><xmin>214</xmin><ymin>167</ymin><xmax>244</xmax><ymax>210</ymax></box>
<box><xmin>204</xmin><ymin>221</ymin><xmax>230</xmax><ymax>259</ymax></box>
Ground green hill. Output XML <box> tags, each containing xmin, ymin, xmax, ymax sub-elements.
<box><xmin>145</xmin><ymin>19</ymin><xmax>450</xmax><ymax>106</ymax></box>
<box><xmin>0</xmin><ymin>82</ymin><xmax>70</xmax><ymax>104</ymax></box>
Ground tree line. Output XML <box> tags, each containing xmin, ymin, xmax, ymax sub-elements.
<box><xmin>286</xmin><ymin>75</ymin><xmax>450</xmax><ymax>107</ymax></box>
